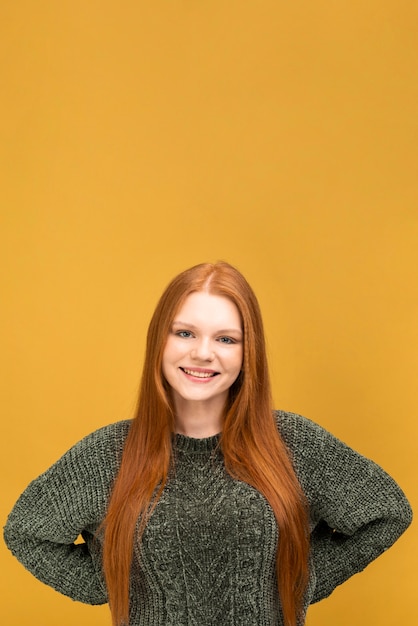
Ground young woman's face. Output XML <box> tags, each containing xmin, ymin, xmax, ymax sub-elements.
<box><xmin>162</xmin><ymin>291</ymin><xmax>243</xmax><ymax>414</ymax></box>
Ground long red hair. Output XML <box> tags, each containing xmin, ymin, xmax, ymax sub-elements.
<box><xmin>103</xmin><ymin>262</ymin><xmax>310</xmax><ymax>626</ymax></box>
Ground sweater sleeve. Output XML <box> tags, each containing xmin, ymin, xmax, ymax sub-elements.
<box><xmin>3</xmin><ymin>421</ymin><xmax>130</xmax><ymax>605</ymax></box>
<box><xmin>276</xmin><ymin>411</ymin><xmax>413</xmax><ymax>604</ymax></box>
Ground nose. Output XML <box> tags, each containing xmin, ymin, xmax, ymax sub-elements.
<box><xmin>191</xmin><ymin>337</ymin><xmax>215</xmax><ymax>362</ymax></box>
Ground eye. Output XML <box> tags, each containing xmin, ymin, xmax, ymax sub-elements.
<box><xmin>218</xmin><ymin>336</ymin><xmax>236</xmax><ymax>344</ymax></box>
<box><xmin>176</xmin><ymin>330</ymin><xmax>194</xmax><ymax>339</ymax></box>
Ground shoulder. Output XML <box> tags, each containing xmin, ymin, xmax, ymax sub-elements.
<box><xmin>274</xmin><ymin>408</ymin><xmax>376</xmax><ymax>479</ymax></box>
<box><xmin>274</xmin><ymin>409</ymin><xmax>377</xmax><ymax>504</ymax></box>
<box><xmin>274</xmin><ymin>409</ymin><xmax>329</xmax><ymax>455</ymax></box>
<box><xmin>274</xmin><ymin>408</ymin><xmax>369</xmax><ymax>460</ymax></box>
<box><xmin>275</xmin><ymin>408</ymin><xmax>313</xmax><ymax>437</ymax></box>
<box><xmin>54</xmin><ymin>420</ymin><xmax>132</xmax><ymax>462</ymax></box>
<box><xmin>62</xmin><ymin>418</ymin><xmax>131</xmax><ymax>462</ymax></box>
<box><xmin>66</xmin><ymin>420</ymin><xmax>132</xmax><ymax>456</ymax></box>
<box><xmin>38</xmin><ymin>420</ymin><xmax>133</xmax><ymax>489</ymax></box>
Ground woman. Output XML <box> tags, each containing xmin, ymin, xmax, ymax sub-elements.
<box><xmin>4</xmin><ymin>261</ymin><xmax>412</xmax><ymax>626</ymax></box>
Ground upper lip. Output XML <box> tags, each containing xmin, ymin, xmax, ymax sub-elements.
<box><xmin>180</xmin><ymin>367</ymin><xmax>219</xmax><ymax>374</ymax></box>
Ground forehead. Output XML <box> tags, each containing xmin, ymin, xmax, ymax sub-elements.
<box><xmin>173</xmin><ymin>291</ymin><xmax>242</xmax><ymax>329</ymax></box>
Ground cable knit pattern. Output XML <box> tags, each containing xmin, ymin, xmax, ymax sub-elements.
<box><xmin>3</xmin><ymin>412</ymin><xmax>412</xmax><ymax>625</ymax></box>
<box><xmin>133</xmin><ymin>434</ymin><xmax>279</xmax><ymax>625</ymax></box>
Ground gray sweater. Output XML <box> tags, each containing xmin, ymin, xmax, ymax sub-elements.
<box><xmin>3</xmin><ymin>411</ymin><xmax>412</xmax><ymax>625</ymax></box>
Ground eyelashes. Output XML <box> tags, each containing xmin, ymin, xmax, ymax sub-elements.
<box><xmin>173</xmin><ymin>330</ymin><xmax>238</xmax><ymax>345</ymax></box>
<box><xmin>217</xmin><ymin>336</ymin><xmax>236</xmax><ymax>345</ymax></box>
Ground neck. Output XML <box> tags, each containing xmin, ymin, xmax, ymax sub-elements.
<box><xmin>173</xmin><ymin>398</ymin><xmax>224</xmax><ymax>439</ymax></box>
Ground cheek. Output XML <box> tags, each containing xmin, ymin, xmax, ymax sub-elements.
<box><xmin>236</xmin><ymin>346</ymin><xmax>244</xmax><ymax>370</ymax></box>
<box><xmin>227</xmin><ymin>348</ymin><xmax>243</xmax><ymax>374</ymax></box>
<box><xmin>161</xmin><ymin>352</ymin><xmax>176</xmax><ymax>388</ymax></box>
<box><xmin>162</xmin><ymin>338</ymin><xmax>182</xmax><ymax>371</ymax></box>
<box><xmin>161</xmin><ymin>342</ymin><xmax>172</xmax><ymax>375</ymax></box>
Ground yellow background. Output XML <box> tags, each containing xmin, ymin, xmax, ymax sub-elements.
<box><xmin>1</xmin><ymin>1</ymin><xmax>417</xmax><ymax>624</ymax></box>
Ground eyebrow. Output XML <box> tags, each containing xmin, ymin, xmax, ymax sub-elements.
<box><xmin>172</xmin><ymin>321</ymin><xmax>243</xmax><ymax>336</ymax></box>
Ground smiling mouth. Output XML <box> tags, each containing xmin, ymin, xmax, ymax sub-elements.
<box><xmin>180</xmin><ymin>367</ymin><xmax>219</xmax><ymax>379</ymax></box>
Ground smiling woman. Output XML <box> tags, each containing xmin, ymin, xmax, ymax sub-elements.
<box><xmin>4</xmin><ymin>262</ymin><xmax>412</xmax><ymax>626</ymax></box>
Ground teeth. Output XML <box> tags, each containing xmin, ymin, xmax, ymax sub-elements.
<box><xmin>183</xmin><ymin>368</ymin><xmax>215</xmax><ymax>378</ymax></box>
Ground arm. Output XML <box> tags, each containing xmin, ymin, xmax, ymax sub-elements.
<box><xmin>3</xmin><ymin>420</ymin><xmax>130</xmax><ymax>605</ymax></box>
<box><xmin>277</xmin><ymin>411</ymin><xmax>413</xmax><ymax>603</ymax></box>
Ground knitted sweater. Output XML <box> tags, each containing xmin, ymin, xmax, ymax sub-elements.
<box><xmin>3</xmin><ymin>411</ymin><xmax>412</xmax><ymax>625</ymax></box>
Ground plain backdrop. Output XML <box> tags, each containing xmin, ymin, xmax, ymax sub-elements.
<box><xmin>1</xmin><ymin>2</ymin><xmax>417</xmax><ymax>624</ymax></box>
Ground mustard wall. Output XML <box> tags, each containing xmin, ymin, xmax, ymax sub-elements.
<box><xmin>1</xmin><ymin>2</ymin><xmax>417</xmax><ymax>624</ymax></box>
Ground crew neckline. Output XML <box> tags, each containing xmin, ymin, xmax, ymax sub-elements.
<box><xmin>173</xmin><ymin>432</ymin><xmax>221</xmax><ymax>453</ymax></box>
